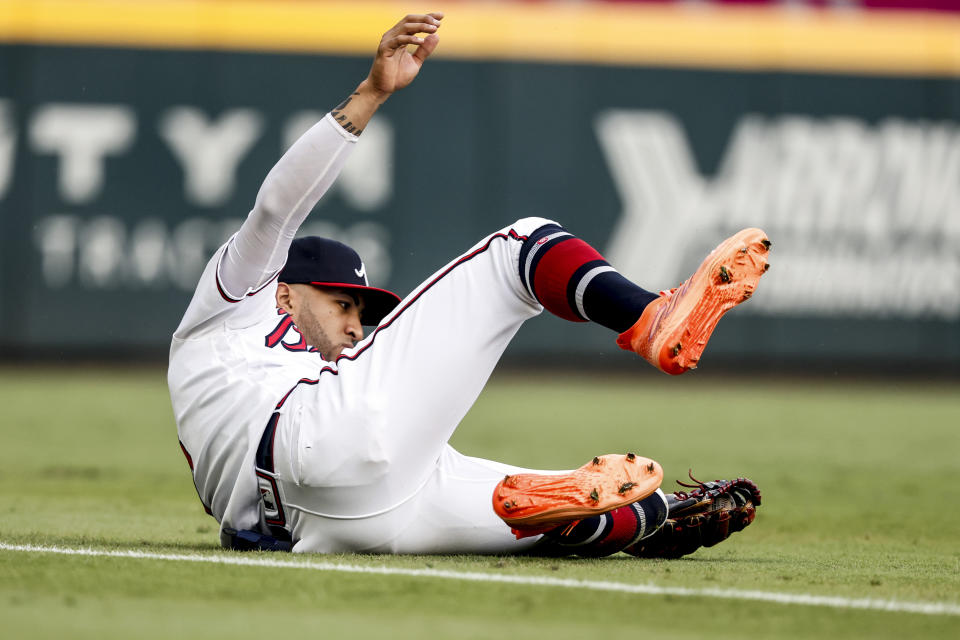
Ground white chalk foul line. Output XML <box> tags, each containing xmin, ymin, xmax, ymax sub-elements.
<box><xmin>2</xmin><ymin>541</ymin><xmax>958</xmax><ymax>617</ymax></box>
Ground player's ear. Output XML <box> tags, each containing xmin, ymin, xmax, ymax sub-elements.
<box><xmin>276</xmin><ymin>282</ymin><xmax>294</xmax><ymax>313</ymax></box>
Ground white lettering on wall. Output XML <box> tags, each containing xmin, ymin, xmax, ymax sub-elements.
<box><xmin>595</xmin><ymin>111</ymin><xmax>703</xmax><ymax>290</ymax></box>
<box><xmin>6</xmin><ymin>99</ymin><xmax>398</xmax><ymax>295</ymax></box>
<box><xmin>32</xmin><ymin>215</ymin><xmax>392</xmax><ymax>291</ymax></box>
<box><xmin>34</xmin><ymin>215</ymin><xmax>77</xmax><ymax>288</ymax></box>
<box><xmin>29</xmin><ymin>104</ymin><xmax>136</xmax><ymax>204</ymax></box>
<box><xmin>159</xmin><ymin>107</ymin><xmax>263</xmax><ymax>207</ymax></box>
<box><xmin>78</xmin><ymin>216</ymin><xmax>126</xmax><ymax>287</ymax></box>
<box><xmin>596</xmin><ymin>110</ymin><xmax>960</xmax><ymax>320</ymax></box>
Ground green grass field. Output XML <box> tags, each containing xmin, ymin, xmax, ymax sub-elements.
<box><xmin>1</xmin><ymin>366</ymin><xmax>958</xmax><ymax>639</ymax></box>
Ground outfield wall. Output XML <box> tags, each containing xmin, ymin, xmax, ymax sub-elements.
<box><xmin>0</xmin><ymin>1</ymin><xmax>957</xmax><ymax>370</ymax></box>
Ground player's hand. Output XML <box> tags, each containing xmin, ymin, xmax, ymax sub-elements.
<box><xmin>364</xmin><ymin>13</ymin><xmax>443</xmax><ymax>98</ymax></box>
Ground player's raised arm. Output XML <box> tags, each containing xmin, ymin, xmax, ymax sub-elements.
<box><xmin>331</xmin><ymin>12</ymin><xmax>443</xmax><ymax>136</ymax></box>
<box><xmin>216</xmin><ymin>13</ymin><xmax>443</xmax><ymax>299</ymax></box>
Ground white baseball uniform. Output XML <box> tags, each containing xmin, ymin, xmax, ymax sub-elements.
<box><xmin>169</xmin><ymin>114</ymin><xmax>565</xmax><ymax>553</ymax></box>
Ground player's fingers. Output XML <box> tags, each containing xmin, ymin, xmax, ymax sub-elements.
<box><xmin>411</xmin><ymin>33</ymin><xmax>440</xmax><ymax>63</ymax></box>
<box><xmin>402</xmin><ymin>12</ymin><xmax>443</xmax><ymax>27</ymax></box>
<box><xmin>381</xmin><ymin>33</ymin><xmax>427</xmax><ymax>54</ymax></box>
<box><xmin>385</xmin><ymin>13</ymin><xmax>442</xmax><ymax>38</ymax></box>
<box><xmin>398</xmin><ymin>21</ymin><xmax>439</xmax><ymax>37</ymax></box>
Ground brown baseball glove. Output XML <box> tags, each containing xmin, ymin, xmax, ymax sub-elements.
<box><xmin>624</xmin><ymin>472</ymin><xmax>761</xmax><ymax>559</ymax></box>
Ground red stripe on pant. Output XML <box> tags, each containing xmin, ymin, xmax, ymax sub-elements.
<box><xmin>531</xmin><ymin>239</ymin><xmax>605</xmax><ymax>322</ymax></box>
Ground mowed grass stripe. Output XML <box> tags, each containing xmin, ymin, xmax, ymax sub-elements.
<box><xmin>3</xmin><ymin>542</ymin><xmax>958</xmax><ymax>617</ymax></box>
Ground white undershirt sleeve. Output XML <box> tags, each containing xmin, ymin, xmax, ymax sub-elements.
<box><xmin>217</xmin><ymin>113</ymin><xmax>359</xmax><ymax>298</ymax></box>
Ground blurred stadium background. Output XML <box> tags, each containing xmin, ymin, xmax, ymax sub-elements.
<box><xmin>0</xmin><ymin>0</ymin><xmax>957</xmax><ymax>375</ymax></box>
<box><xmin>2</xmin><ymin>2</ymin><xmax>959</xmax><ymax>637</ymax></box>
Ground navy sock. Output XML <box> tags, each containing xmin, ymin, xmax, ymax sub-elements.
<box><xmin>519</xmin><ymin>224</ymin><xmax>658</xmax><ymax>333</ymax></box>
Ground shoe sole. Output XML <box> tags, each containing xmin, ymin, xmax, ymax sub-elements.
<box><xmin>649</xmin><ymin>228</ymin><xmax>770</xmax><ymax>374</ymax></box>
<box><xmin>492</xmin><ymin>453</ymin><xmax>664</xmax><ymax>530</ymax></box>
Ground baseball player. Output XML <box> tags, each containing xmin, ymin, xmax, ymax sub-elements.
<box><xmin>169</xmin><ymin>13</ymin><xmax>767</xmax><ymax>556</ymax></box>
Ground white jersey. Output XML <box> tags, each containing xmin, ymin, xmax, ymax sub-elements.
<box><xmin>168</xmin><ymin>114</ymin><xmax>358</xmax><ymax>543</ymax></box>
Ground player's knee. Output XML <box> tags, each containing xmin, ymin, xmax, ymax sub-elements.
<box><xmin>513</xmin><ymin>216</ymin><xmax>560</xmax><ymax>236</ymax></box>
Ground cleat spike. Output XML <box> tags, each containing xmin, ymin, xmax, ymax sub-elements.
<box><xmin>626</xmin><ymin>452</ymin><xmax>636</xmax><ymax>461</ymax></box>
<box><xmin>647</xmin><ymin>462</ymin><xmax>655</xmax><ymax>473</ymax></box>
<box><xmin>761</xmin><ymin>239</ymin><xmax>771</xmax><ymax>249</ymax></box>
<box><xmin>593</xmin><ymin>456</ymin><xmax>601</xmax><ymax>466</ymax></box>
<box><xmin>764</xmin><ymin>263</ymin><xmax>771</xmax><ymax>271</ymax></box>
<box><xmin>589</xmin><ymin>488</ymin><xmax>600</xmax><ymax>502</ymax></box>
<box><xmin>618</xmin><ymin>482</ymin><xmax>637</xmax><ymax>494</ymax></box>
<box><xmin>718</xmin><ymin>265</ymin><xmax>731</xmax><ymax>283</ymax></box>
<box><xmin>671</xmin><ymin>342</ymin><xmax>682</xmax><ymax>357</ymax></box>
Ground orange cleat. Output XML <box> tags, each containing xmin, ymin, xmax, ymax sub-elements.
<box><xmin>492</xmin><ymin>453</ymin><xmax>663</xmax><ymax>533</ymax></box>
<box><xmin>617</xmin><ymin>228</ymin><xmax>771</xmax><ymax>375</ymax></box>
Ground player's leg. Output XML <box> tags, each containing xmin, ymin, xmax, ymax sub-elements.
<box><xmin>394</xmin><ymin>449</ymin><xmax>669</xmax><ymax>556</ymax></box>
<box><xmin>268</xmin><ymin>218</ymin><xmax>768</xmax><ymax>550</ymax></box>
<box><xmin>287</xmin><ymin>448</ymin><xmax>548</xmax><ymax>553</ymax></box>
<box><xmin>519</xmin><ymin>223</ymin><xmax>771</xmax><ymax>374</ymax></box>
<box><xmin>288</xmin><ymin>446</ymin><xmax>669</xmax><ymax>555</ymax></box>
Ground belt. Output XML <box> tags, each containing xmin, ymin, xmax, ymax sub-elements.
<box><xmin>255</xmin><ymin>411</ymin><xmax>280</xmax><ymax>473</ymax></box>
<box><xmin>226</xmin><ymin>412</ymin><xmax>292</xmax><ymax>551</ymax></box>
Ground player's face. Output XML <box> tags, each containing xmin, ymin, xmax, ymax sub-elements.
<box><xmin>287</xmin><ymin>285</ymin><xmax>365</xmax><ymax>359</ymax></box>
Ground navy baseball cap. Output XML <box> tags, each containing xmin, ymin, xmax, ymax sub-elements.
<box><xmin>278</xmin><ymin>236</ymin><xmax>401</xmax><ymax>326</ymax></box>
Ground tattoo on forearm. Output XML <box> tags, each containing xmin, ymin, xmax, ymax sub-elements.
<box><xmin>332</xmin><ymin>94</ymin><xmax>355</xmax><ymax>112</ymax></box>
<box><xmin>331</xmin><ymin>92</ymin><xmax>363</xmax><ymax>136</ymax></box>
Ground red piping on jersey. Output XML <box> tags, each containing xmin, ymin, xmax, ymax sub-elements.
<box><xmin>215</xmin><ymin>243</ymin><xmax>281</xmax><ymax>304</ymax></box>
<box><xmin>275</xmin><ymin>377</ymin><xmax>320</xmax><ymax>409</ymax></box>
<box><xmin>273</xmin><ymin>229</ymin><xmax>529</xmax><ymax>410</ymax></box>
<box><xmin>178</xmin><ymin>440</ymin><xmax>213</xmax><ymax>516</ymax></box>
<box><xmin>179</xmin><ymin>440</ymin><xmax>195</xmax><ymax>470</ymax></box>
